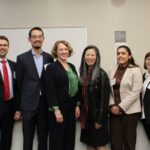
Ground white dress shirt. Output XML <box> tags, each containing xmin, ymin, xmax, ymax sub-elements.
<box><xmin>32</xmin><ymin>49</ymin><xmax>43</xmax><ymax>95</ymax></box>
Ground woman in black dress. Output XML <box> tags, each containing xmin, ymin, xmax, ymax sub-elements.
<box><xmin>79</xmin><ymin>45</ymin><xmax>110</xmax><ymax>150</ymax></box>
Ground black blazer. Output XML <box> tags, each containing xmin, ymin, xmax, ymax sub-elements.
<box><xmin>45</xmin><ymin>60</ymin><xmax>78</xmax><ymax>109</ymax></box>
<box><xmin>79</xmin><ymin>68</ymin><xmax>110</xmax><ymax>125</ymax></box>
<box><xmin>0</xmin><ymin>59</ymin><xmax>19</xmax><ymax>113</ymax></box>
<box><xmin>16</xmin><ymin>50</ymin><xmax>53</xmax><ymax>111</ymax></box>
<box><xmin>143</xmin><ymin>73</ymin><xmax>150</xmax><ymax>123</ymax></box>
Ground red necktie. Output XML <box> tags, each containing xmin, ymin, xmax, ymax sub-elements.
<box><xmin>1</xmin><ymin>59</ymin><xmax>10</xmax><ymax>101</ymax></box>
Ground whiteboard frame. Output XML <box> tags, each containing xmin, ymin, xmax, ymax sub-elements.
<box><xmin>0</xmin><ymin>26</ymin><xmax>87</xmax><ymax>72</ymax></box>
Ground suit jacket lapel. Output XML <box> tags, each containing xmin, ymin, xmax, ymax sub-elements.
<box><xmin>110</xmin><ymin>65</ymin><xmax>118</xmax><ymax>80</ymax></box>
<box><xmin>28</xmin><ymin>50</ymin><xmax>39</xmax><ymax>79</ymax></box>
<box><xmin>0</xmin><ymin>71</ymin><xmax>3</xmax><ymax>83</ymax></box>
<box><xmin>41</xmin><ymin>52</ymin><xmax>47</xmax><ymax>78</ymax></box>
<box><xmin>121</xmin><ymin>68</ymin><xmax>130</xmax><ymax>84</ymax></box>
<box><xmin>4</xmin><ymin>60</ymin><xmax>14</xmax><ymax>87</ymax></box>
<box><xmin>42</xmin><ymin>52</ymin><xmax>47</xmax><ymax>65</ymax></box>
<box><xmin>7</xmin><ymin>60</ymin><xmax>14</xmax><ymax>74</ymax></box>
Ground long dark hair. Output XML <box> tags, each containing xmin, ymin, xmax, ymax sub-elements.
<box><xmin>79</xmin><ymin>45</ymin><xmax>101</xmax><ymax>83</ymax></box>
<box><xmin>117</xmin><ymin>45</ymin><xmax>139</xmax><ymax>67</ymax></box>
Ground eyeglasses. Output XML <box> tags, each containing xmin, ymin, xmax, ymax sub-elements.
<box><xmin>31</xmin><ymin>35</ymin><xmax>44</xmax><ymax>39</ymax></box>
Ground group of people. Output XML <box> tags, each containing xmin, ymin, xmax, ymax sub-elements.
<box><xmin>0</xmin><ymin>26</ymin><xmax>150</xmax><ymax>150</ymax></box>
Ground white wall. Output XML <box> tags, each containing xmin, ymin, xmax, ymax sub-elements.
<box><xmin>0</xmin><ymin>0</ymin><xmax>150</xmax><ymax>149</ymax></box>
<box><xmin>0</xmin><ymin>0</ymin><xmax>150</xmax><ymax>69</ymax></box>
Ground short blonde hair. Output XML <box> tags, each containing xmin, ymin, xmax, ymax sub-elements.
<box><xmin>51</xmin><ymin>40</ymin><xmax>73</xmax><ymax>58</ymax></box>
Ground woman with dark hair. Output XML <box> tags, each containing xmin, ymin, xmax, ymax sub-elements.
<box><xmin>108</xmin><ymin>45</ymin><xmax>142</xmax><ymax>150</ymax></box>
<box><xmin>141</xmin><ymin>52</ymin><xmax>150</xmax><ymax>141</ymax></box>
<box><xmin>79</xmin><ymin>45</ymin><xmax>110</xmax><ymax>150</ymax></box>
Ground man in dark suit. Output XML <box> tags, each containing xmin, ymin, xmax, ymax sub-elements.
<box><xmin>16</xmin><ymin>27</ymin><xmax>53</xmax><ymax>150</ymax></box>
<box><xmin>0</xmin><ymin>35</ymin><xmax>20</xmax><ymax>150</ymax></box>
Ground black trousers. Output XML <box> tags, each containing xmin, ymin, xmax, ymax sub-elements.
<box><xmin>109</xmin><ymin>113</ymin><xmax>141</xmax><ymax>150</ymax></box>
<box><xmin>0</xmin><ymin>111</ymin><xmax>14</xmax><ymax>150</ymax></box>
<box><xmin>22</xmin><ymin>97</ymin><xmax>48</xmax><ymax>150</ymax></box>
<box><xmin>49</xmin><ymin>100</ymin><xmax>76</xmax><ymax>150</ymax></box>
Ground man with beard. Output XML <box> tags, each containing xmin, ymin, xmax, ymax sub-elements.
<box><xmin>16</xmin><ymin>27</ymin><xmax>53</xmax><ymax>150</ymax></box>
<box><xmin>0</xmin><ymin>35</ymin><xmax>20</xmax><ymax>150</ymax></box>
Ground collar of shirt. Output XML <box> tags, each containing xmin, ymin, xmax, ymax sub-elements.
<box><xmin>0</xmin><ymin>58</ymin><xmax>8</xmax><ymax>62</ymax></box>
<box><xmin>31</xmin><ymin>49</ymin><xmax>43</xmax><ymax>57</ymax></box>
<box><xmin>145</xmin><ymin>71</ymin><xmax>150</xmax><ymax>80</ymax></box>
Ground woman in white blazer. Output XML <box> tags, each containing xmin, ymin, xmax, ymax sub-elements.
<box><xmin>108</xmin><ymin>45</ymin><xmax>142</xmax><ymax>150</ymax></box>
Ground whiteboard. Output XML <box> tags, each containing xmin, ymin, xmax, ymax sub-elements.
<box><xmin>0</xmin><ymin>26</ymin><xmax>87</xmax><ymax>72</ymax></box>
<box><xmin>0</xmin><ymin>27</ymin><xmax>87</xmax><ymax>150</ymax></box>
